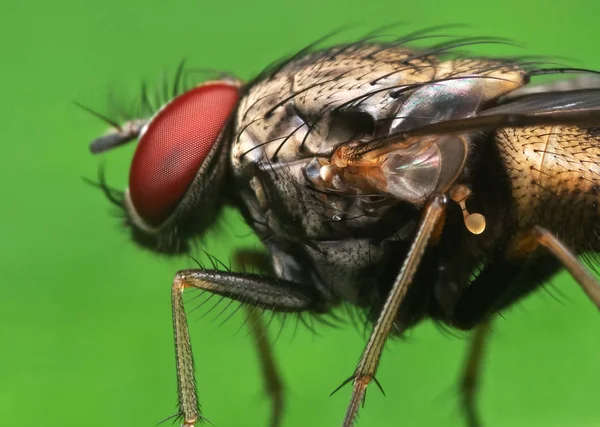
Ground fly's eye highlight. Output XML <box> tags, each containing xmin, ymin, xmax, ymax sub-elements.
<box><xmin>128</xmin><ymin>81</ymin><xmax>240</xmax><ymax>226</ymax></box>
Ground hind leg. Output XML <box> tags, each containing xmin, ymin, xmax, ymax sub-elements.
<box><xmin>459</xmin><ymin>321</ymin><xmax>492</xmax><ymax>427</ymax></box>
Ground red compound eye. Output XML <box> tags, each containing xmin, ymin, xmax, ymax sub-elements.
<box><xmin>129</xmin><ymin>81</ymin><xmax>240</xmax><ymax>226</ymax></box>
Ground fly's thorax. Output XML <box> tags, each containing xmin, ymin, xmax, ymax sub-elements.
<box><xmin>230</xmin><ymin>45</ymin><xmax>435</xmax><ymax>243</ymax></box>
<box><xmin>229</xmin><ymin>43</ymin><xmax>531</xmax><ymax>302</ymax></box>
<box><xmin>496</xmin><ymin>126</ymin><xmax>600</xmax><ymax>252</ymax></box>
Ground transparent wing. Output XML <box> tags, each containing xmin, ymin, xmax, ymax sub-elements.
<box><xmin>389</xmin><ymin>75</ymin><xmax>523</xmax><ymax>133</ymax></box>
<box><xmin>382</xmin><ymin>87</ymin><xmax>600</xmax><ymax>143</ymax></box>
<box><xmin>482</xmin><ymin>87</ymin><xmax>600</xmax><ymax>117</ymax></box>
<box><xmin>504</xmin><ymin>75</ymin><xmax>600</xmax><ymax>99</ymax></box>
<box><xmin>390</xmin><ymin>78</ymin><xmax>490</xmax><ymax>133</ymax></box>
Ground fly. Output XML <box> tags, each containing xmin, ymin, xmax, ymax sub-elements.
<box><xmin>83</xmin><ymin>27</ymin><xmax>600</xmax><ymax>427</ymax></box>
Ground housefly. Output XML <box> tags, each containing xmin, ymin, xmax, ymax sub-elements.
<box><xmin>84</xmin><ymin>27</ymin><xmax>600</xmax><ymax>427</ymax></box>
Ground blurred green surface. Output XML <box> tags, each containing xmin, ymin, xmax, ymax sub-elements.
<box><xmin>2</xmin><ymin>1</ymin><xmax>600</xmax><ymax>426</ymax></box>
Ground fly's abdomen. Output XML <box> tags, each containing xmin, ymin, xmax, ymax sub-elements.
<box><xmin>496</xmin><ymin>126</ymin><xmax>600</xmax><ymax>251</ymax></box>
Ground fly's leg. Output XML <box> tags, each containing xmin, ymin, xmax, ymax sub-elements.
<box><xmin>246</xmin><ymin>308</ymin><xmax>284</xmax><ymax>427</ymax></box>
<box><xmin>530</xmin><ymin>226</ymin><xmax>600</xmax><ymax>307</ymax></box>
<box><xmin>172</xmin><ymin>276</ymin><xmax>200</xmax><ymax>427</ymax></box>
<box><xmin>460</xmin><ymin>321</ymin><xmax>492</xmax><ymax>427</ymax></box>
<box><xmin>336</xmin><ymin>194</ymin><xmax>448</xmax><ymax>427</ymax></box>
<box><xmin>234</xmin><ymin>250</ymin><xmax>285</xmax><ymax>427</ymax></box>
<box><xmin>172</xmin><ymin>269</ymin><xmax>326</xmax><ymax>427</ymax></box>
<box><xmin>446</xmin><ymin>224</ymin><xmax>600</xmax><ymax>427</ymax></box>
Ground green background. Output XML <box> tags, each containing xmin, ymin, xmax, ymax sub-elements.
<box><xmin>2</xmin><ymin>1</ymin><xmax>600</xmax><ymax>426</ymax></box>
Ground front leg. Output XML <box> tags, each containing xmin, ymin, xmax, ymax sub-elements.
<box><xmin>171</xmin><ymin>269</ymin><xmax>328</xmax><ymax>426</ymax></box>
<box><xmin>339</xmin><ymin>194</ymin><xmax>447</xmax><ymax>427</ymax></box>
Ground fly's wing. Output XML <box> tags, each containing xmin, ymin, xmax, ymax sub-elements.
<box><xmin>482</xmin><ymin>87</ymin><xmax>600</xmax><ymax>118</ymax></box>
<box><xmin>347</xmin><ymin>87</ymin><xmax>600</xmax><ymax>156</ymax></box>
<box><xmin>329</xmin><ymin>86</ymin><xmax>600</xmax><ymax>204</ymax></box>
<box><xmin>504</xmin><ymin>75</ymin><xmax>600</xmax><ymax>99</ymax></box>
<box><xmin>392</xmin><ymin>87</ymin><xmax>600</xmax><ymax>139</ymax></box>
<box><xmin>388</xmin><ymin>76</ymin><xmax>515</xmax><ymax>133</ymax></box>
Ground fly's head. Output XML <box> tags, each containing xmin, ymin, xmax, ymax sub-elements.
<box><xmin>87</xmin><ymin>78</ymin><xmax>242</xmax><ymax>254</ymax></box>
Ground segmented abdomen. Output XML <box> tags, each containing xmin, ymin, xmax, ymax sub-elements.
<box><xmin>497</xmin><ymin>126</ymin><xmax>600</xmax><ymax>250</ymax></box>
